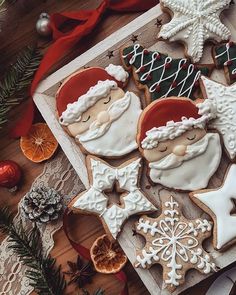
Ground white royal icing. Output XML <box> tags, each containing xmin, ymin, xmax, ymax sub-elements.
<box><xmin>141</xmin><ymin>114</ymin><xmax>212</xmax><ymax>150</ymax></box>
<box><xmin>149</xmin><ymin>133</ymin><xmax>222</xmax><ymax>191</ymax></box>
<box><xmin>79</xmin><ymin>92</ymin><xmax>131</xmax><ymax>142</ymax></box>
<box><xmin>105</xmin><ymin>64</ymin><xmax>129</xmax><ymax>82</ymax></box>
<box><xmin>135</xmin><ymin>196</ymin><xmax>216</xmax><ymax>288</ymax></box>
<box><xmin>77</xmin><ymin>92</ymin><xmax>142</xmax><ymax>157</ymax></box>
<box><xmin>159</xmin><ymin>0</ymin><xmax>231</xmax><ymax>62</ymax></box>
<box><xmin>199</xmin><ymin>76</ymin><xmax>236</xmax><ymax>160</ymax></box>
<box><xmin>59</xmin><ymin>80</ymin><xmax>117</xmax><ymax>126</ymax></box>
<box><xmin>122</xmin><ymin>44</ymin><xmax>201</xmax><ymax>98</ymax></box>
<box><xmin>192</xmin><ymin>164</ymin><xmax>236</xmax><ymax>250</ymax></box>
<box><xmin>72</xmin><ymin>158</ymin><xmax>157</xmax><ymax>239</ymax></box>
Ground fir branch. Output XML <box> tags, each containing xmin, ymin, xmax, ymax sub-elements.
<box><xmin>0</xmin><ymin>207</ymin><xmax>66</xmax><ymax>295</ymax></box>
<box><xmin>0</xmin><ymin>45</ymin><xmax>42</xmax><ymax>126</ymax></box>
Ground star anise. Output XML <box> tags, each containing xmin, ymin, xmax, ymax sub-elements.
<box><xmin>64</xmin><ymin>256</ymin><xmax>96</xmax><ymax>288</ymax></box>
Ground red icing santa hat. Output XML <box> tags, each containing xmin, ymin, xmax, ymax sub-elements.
<box><xmin>139</xmin><ymin>98</ymin><xmax>213</xmax><ymax>150</ymax></box>
<box><xmin>56</xmin><ymin>64</ymin><xmax>129</xmax><ymax>125</ymax></box>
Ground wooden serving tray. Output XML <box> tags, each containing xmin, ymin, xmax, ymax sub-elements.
<box><xmin>33</xmin><ymin>4</ymin><xmax>236</xmax><ymax>295</ymax></box>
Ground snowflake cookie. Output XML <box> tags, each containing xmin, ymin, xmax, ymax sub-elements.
<box><xmin>121</xmin><ymin>44</ymin><xmax>212</xmax><ymax>103</ymax></box>
<box><xmin>69</xmin><ymin>156</ymin><xmax>157</xmax><ymax>239</ymax></box>
<box><xmin>134</xmin><ymin>195</ymin><xmax>216</xmax><ymax>292</ymax></box>
<box><xmin>190</xmin><ymin>164</ymin><xmax>236</xmax><ymax>251</ymax></box>
<box><xmin>159</xmin><ymin>0</ymin><xmax>231</xmax><ymax>63</ymax></box>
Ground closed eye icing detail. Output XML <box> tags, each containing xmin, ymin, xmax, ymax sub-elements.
<box><xmin>103</xmin><ymin>96</ymin><xmax>111</xmax><ymax>104</ymax></box>
<box><xmin>187</xmin><ymin>134</ymin><xmax>196</xmax><ymax>141</ymax></box>
<box><xmin>82</xmin><ymin>115</ymin><xmax>90</xmax><ymax>122</ymax></box>
<box><xmin>159</xmin><ymin>146</ymin><xmax>167</xmax><ymax>152</ymax></box>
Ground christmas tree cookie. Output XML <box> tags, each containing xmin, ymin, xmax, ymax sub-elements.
<box><xmin>135</xmin><ymin>194</ymin><xmax>216</xmax><ymax>292</ymax></box>
<box><xmin>213</xmin><ymin>41</ymin><xmax>236</xmax><ymax>84</ymax></box>
<box><xmin>121</xmin><ymin>44</ymin><xmax>211</xmax><ymax>104</ymax></box>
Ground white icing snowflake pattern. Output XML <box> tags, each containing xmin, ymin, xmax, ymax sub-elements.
<box><xmin>198</xmin><ymin>76</ymin><xmax>236</xmax><ymax>160</ymax></box>
<box><xmin>159</xmin><ymin>0</ymin><xmax>231</xmax><ymax>62</ymax></box>
<box><xmin>135</xmin><ymin>196</ymin><xmax>216</xmax><ymax>292</ymax></box>
<box><xmin>72</xmin><ymin>157</ymin><xmax>157</xmax><ymax>239</ymax></box>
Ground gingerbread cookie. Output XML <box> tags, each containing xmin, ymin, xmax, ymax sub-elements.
<box><xmin>198</xmin><ymin>76</ymin><xmax>236</xmax><ymax>161</ymax></box>
<box><xmin>121</xmin><ymin>44</ymin><xmax>212</xmax><ymax>103</ymax></box>
<box><xmin>57</xmin><ymin>64</ymin><xmax>142</xmax><ymax>158</ymax></box>
<box><xmin>158</xmin><ymin>0</ymin><xmax>231</xmax><ymax>63</ymax></box>
<box><xmin>135</xmin><ymin>195</ymin><xmax>216</xmax><ymax>292</ymax></box>
<box><xmin>137</xmin><ymin>97</ymin><xmax>222</xmax><ymax>191</ymax></box>
<box><xmin>213</xmin><ymin>41</ymin><xmax>236</xmax><ymax>84</ymax></box>
<box><xmin>190</xmin><ymin>164</ymin><xmax>236</xmax><ymax>251</ymax></box>
<box><xmin>69</xmin><ymin>156</ymin><xmax>157</xmax><ymax>239</ymax></box>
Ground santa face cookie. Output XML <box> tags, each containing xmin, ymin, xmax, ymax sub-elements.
<box><xmin>159</xmin><ymin>0</ymin><xmax>231</xmax><ymax>63</ymax></box>
<box><xmin>57</xmin><ymin>65</ymin><xmax>142</xmax><ymax>158</ymax></box>
<box><xmin>213</xmin><ymin>41</ymin><xmax>236</xmax><ymax>84</ymax></box>
<box><xmin>190</xmin><ymin>164</ymin><xmax>236</xmax><ymax>251</ymax></box>
<box><xmin>138</xmin><ymin>97</ymin><xmax>222</xmax><ymax>191</ymax></box>
<box><xmin>69</xmin><ymin>156</ymin><xmax>157</xmax><ymax>240</ymax></box>
<box><xmin>135</xmin><ymin>195</ymin><xmax>216</xmax><ymax>292</ymax></box>
<box><xmin>121</xmin><ymin>44</ymin><xmax>211</xmax><ymax>104</ymax></box>
<box><xmin>198</xmin><ymin>76</ymin><xmax>236</xmax><ymax>161</ymax></box>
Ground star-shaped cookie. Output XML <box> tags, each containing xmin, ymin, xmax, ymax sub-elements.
<box><xmin>69</xmin><ymin>156</ymin><xmax>157</xmax><ymax>239</ymax></box>
<box><xmin>159</xmin><ymin>0</ymin><xmax>231</xmax><ymax>62</ymax></box>
<box><xmin>190</xmin><ymin>164</ymin><xmax>236</xmax><ymax>251</ymax></box>
<box><xmin>198</xmin><ymin>76</ymin><xmax>236</xmax><ymax>161</ymax></box>
<box><xmin>134</xmin><ymin>195</ymin><xmax>216</xmax><ymax>292</ymax></box>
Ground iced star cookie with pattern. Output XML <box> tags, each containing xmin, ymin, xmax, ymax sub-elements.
<box><xmin>134</xmin><ymin>194</ymin><xmax>216</xmax><ymax>292</ymax></box>
<box><xmin>69</xmin><ymin>156</ymin><xmax>157</xmax><ymax>240</ymax></box>
<box><xmin>159</xmin><ymin>0</ymin><xmax>231</xmax><ymax>63</ymax></box>
<box><xmin>198</xmin><ymin>76</ymin><xmax>236</xmax><ymax>161</ymax></box>
<box><xmin>121</xmin><ymin>44</ymin><xmax>212</xmax><ymax>104</ymax></box>
<box><xmin>190</xmin><ymin>165</ymin><xmax>236</xmax><ymax>251</ymax></box>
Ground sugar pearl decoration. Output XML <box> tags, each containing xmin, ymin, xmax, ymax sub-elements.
<box><xmin>36</xmin><ymin>13</ymin><xmax>52</xmax><ymax>37</ymax></box>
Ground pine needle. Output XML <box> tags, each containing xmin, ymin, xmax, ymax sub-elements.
<box><xmin>0</xmin><ymin>46</ymin><xmax>42</xmax><ymax>126</ymax></box>
<box><xmin>0</xmin><ymin>207</ymin><xmax>66</xmax><ymax>295</ymax></box>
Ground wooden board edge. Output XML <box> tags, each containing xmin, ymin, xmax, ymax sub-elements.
<box><xmin>33</xmin><ymin>92</ymin><xmax>89</xmax><ymax>188</ymax></box>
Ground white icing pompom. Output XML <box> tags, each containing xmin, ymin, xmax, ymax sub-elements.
<box><xmin>105</xmin><ymin>64</ymin><xmax>129</xmax><ymax>82</ymax></box>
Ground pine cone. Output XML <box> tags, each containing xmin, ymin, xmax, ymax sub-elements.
<box><xmin>21</xmin><ymin>186</ymin><xmax>63</xmax><ymax>223</ymax></box>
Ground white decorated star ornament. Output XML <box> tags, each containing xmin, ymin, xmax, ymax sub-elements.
<box><xmin>70</xmin><ymin>156</ymin><xmax>157</xmax><ymax>239</ymax></box>
<box><xmin>198</xmin><ymin>76</ymin><xmax>236</xmax><ymax>161</ymax></box>
<box><xmin>159</xmin><ymin>0</ymin><xmax>231</xmax><ymax>62</ymax></box>
<box><xmin>190</xmin><ymin>164</ymin><xmax>236</xmax><ymax>250</ymax></box>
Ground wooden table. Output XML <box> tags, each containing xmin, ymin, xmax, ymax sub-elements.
<box><xmin>0</xmin><ymin>1</ymin><xmax>227</xmax><ymax>294</ymax></box>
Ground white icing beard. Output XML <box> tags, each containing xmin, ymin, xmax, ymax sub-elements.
<box><xmin>149</xmin><ymin>133</ymin><xmax>222</xmax><ymax>191</ymax></box>
<box><xmin>77</xmin><ymin>92</ymin><xmax>142</xmax><ymax>157</ymax></box>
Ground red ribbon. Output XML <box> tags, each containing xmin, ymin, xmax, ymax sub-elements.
<box><xmin>10</xmin><ymin>0</ymin><xmax>158</xmax><ymax>137</ymax></box>
<box><xmin>63</xmin><ymin>208</ymin><xmax>129</xmax><ymax>295</ymax></box>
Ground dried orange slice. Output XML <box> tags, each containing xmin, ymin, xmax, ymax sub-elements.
<box><xmin>20</xmin><ymin>123</ymin><xmax>58</xmax><ymax>163</ymax></box>
<box><xmin>90</xmin><ymin>234</ymin><xmax>127</xmax><ymax>274</ymax></box>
